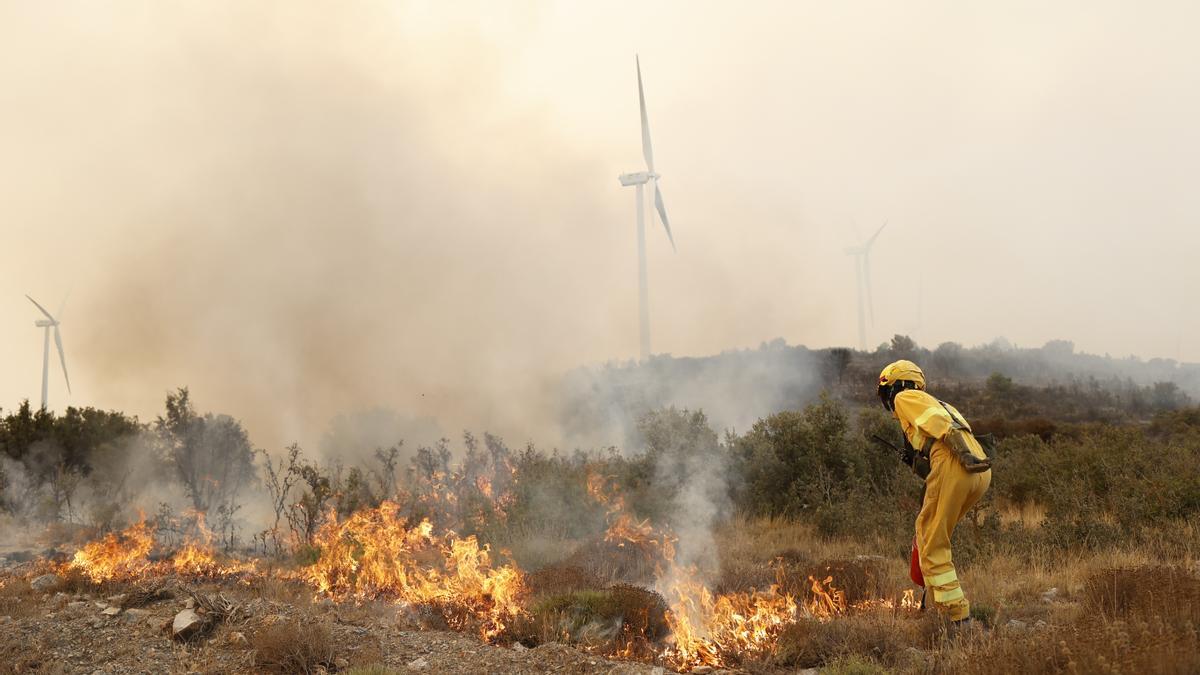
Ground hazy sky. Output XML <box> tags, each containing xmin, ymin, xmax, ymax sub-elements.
<box><xmin>2</xmin><ymin>1</ymin><xmax>1198</xmax><ymax>448</ymax></box>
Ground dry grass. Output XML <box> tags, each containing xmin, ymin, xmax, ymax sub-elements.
<box><xmin>996</xmin><ymin>499</ymin><xmax>1047</xmax><ymax>529</ymax></box>
<box><xmin>715</xmin><ymin>516</ymin><xmax>878</xmax><ymax>564</ymax></box>
<box><xmin>772</xmin><ymin>611</ymin><xmax>940</xmax><ymax>670</ymax></box>
<box><xmin>522</xmin><ymin>563</ymin><xmax>604</xmax><ymax>599</ymax></box>
<box><xmin>0</xmin><ymin>635</ymin><xmax>61</xmax><ymax>675</ymax></box>
<box><xmin>0</xmin><ymin>577</ymin><xmax>46</xmax><ymax>619</ymax></box>
<box><xmin>707</xmin><ymin>517</ymin><xmax>1200</xmax><ymax>674</ymax></box>
<box><xmin>251</xmin><ymin>618</ymin><xmax>338</xmax><ymax>674</ymax></box>
<box><xmin>344</xmin><ymin>667</ymin><xmax>401</xmax><ymax>675</ymax></box>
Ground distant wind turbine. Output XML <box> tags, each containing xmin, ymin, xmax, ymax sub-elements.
<box><xmin>844</xmin><ymin>222</ymin><xmax>886</xmax><ymax>350</ymax></box>
<box><xmin>618</xmin><ymin>55</ymin><xmax>675</xmax><ymax>361</ymax></box>
<box><xmin>27</xmin><ymin>295</ymin><xmax>70</xmax><ymax>410</ymax></box>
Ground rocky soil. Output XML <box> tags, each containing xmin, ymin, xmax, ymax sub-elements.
<box><xmin>0</xmin><ymin>566</ymin><xmax>681</xmax><ymax>675</ymax></box>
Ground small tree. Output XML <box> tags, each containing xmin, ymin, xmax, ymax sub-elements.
<box><xmin>287</xmin><ymin>462</ymin><xmax>333</xmax><ymax>546</ymax></box>
<box><xmin>156</xmin><ymin>388</ymin><xmax>256</xmax><ymax>543</ymax></box>
<box><xmin>259</xmin><ymin>444</ymin><xmax>302</xmax><ymax>555</ymax></box>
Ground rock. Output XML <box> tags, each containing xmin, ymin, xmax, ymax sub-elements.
<box><xmin>406</xmin><ymin>656</ymin><xmax>429</xmax><ymax>670</ymax></box>
<box><xmin>1006</xmin><ymin>619</ymin><xmax>1028</xmax><ymax>631</ymax></box>
<box><xmin>228</xmin><ymin>631</ymin><xmax>248</xmax><ymax>645</ymax></box>
<box><xmin>106</xmin><ymin>593</ymin><xmax>127</xmax><ymax>604</ymax></box>
<box><xmin>1041</xmin><ymin>587</ymin><xmax>1059</xmax><ymax>602</ymax></box>
<box><xmin>512</xmin><ymin>643</ymin><xmax>527</xmax><ymax>652</ymax></box>
<box><xmin>172</xmin><ymin>609</ymin><xmax>204</xmax><ymax>640</ymax></box>
<box><xmin>1034</xmin><ymin>619</ymin><xmax>1048</xmax><ymax>629</ymax></box>
<box><xmin>184</xmin><ymin>597</ymin><xmax>195</xmax><ymax>609</ymax></box>
<box><xmin>94</xmin><ymin>602</ymin><xmax>108</xmax><ymax>610</ymax></box>
<box><xmin>334</xmin><ymin>657</ymin><xmax>350</xmax><ymax>669</ymax></box>
<box><xmin>67</xmin><ymin>601</ymin><xmax>89</xmax><ymax>611</ymax></box>
<box><xmin>651</xmin><ymin>668</ymin><xmax>665</xmax><ymax>675</ymax></box>
<box><xmin>123</xmin><ymin>608</ymin><xmax>151</xmax><ymax>623</ymax></box>
<box><xmin>691</xmin><ymin>667</ymin><xmax>714</xmax><ymax>674</ymax></box>
<box><xmin>30</xmin><ymin>573</ymin><xmax>61</xmax><ymax>591</ymax></box>
<box><xmin>798</xmin><ymin>669</ymin><xmax>820</xmax><ymax>675</ymax></box>
<box><xmin>102</xmin><ymin>606</ymin><xmax>122</xmax><ymax>617</ymax></box>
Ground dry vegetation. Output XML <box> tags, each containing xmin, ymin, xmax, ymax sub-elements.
<box><xmin>1</xmin><ymin>344</ymin><xmax>1199</xmax><ymax>673</ymax></box>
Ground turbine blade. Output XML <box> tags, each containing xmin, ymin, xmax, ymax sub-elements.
<box><xmin>654</xmin><ymin>183</ymin><xmax>675</xmax><ymax>252</ymax></box>
<box><xmin>637</xmin><ymin>55</ymin><xmax>655</xmax><ymax>173</ymax></box>
<box><xmin>53</xmin><ymin>325</ymin><xmax>70</xmax><ymax>394</ymax></box>
<box><xmin>26</xmin><ymin>295</ymin><xmax>55</xmax><ymax>322</ymax></box>
<box><xmin>864</xmin><ymin>221</ymin><xmax>887</xmax><ymax>251</ymax></box>
<box><xmin>56</xmin><ymin>290</ymin><xmax>70</xmax><ymax>322</ymax></box>
<box><xmin>864</xmin><ymin>253</ymin><xmax>875</xmax><ymax>325</ymax></box>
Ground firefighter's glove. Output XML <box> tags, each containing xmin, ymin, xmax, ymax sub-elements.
<box><xmin>912</xmin><ymin>454</ymin><xmax>931</xmax><ymax>480</ymax></box>
<box><xmin>945</xmin><ymin>429</ymin><xmax>992</xmax><ymax>474</ymax></box>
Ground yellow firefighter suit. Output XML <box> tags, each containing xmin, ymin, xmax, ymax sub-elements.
<box><xmin>892</xmin><ymin>388</ymin><xmax>991</xmax><ymax>621</ymax></box>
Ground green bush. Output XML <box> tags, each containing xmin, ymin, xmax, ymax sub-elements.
<box><xmin>728</xmin><ymin>396</ymin><xmax>914</xmax><ymax>537</ymax></box>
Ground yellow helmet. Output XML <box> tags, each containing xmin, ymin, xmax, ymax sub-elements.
<box><xmin>878</xmin><ymin>360</ymin><xmax>925</xmax><ymax>410</ymax></box>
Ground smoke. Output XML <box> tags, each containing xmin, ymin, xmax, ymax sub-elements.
<box><xmin>318</xmin><ymin>408</ymin><xmax>443</xmax><ymax>469</ymax></box>
<box><xmin>559</xmin><ymin>341</ymin><xmax>824</xmax><ymax>449</ymax></box>
<box><xmin>634</xmin><ymin>408</ymin><xmax>732</xmax><ymax>582</ymax></box>
<box><xmin>0</xmin><ymin>3</ymin><xmax>640</xmax><ymax>451</ymax></box>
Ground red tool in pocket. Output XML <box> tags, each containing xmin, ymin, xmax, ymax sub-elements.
<box><xmin>909</xmin><ymin>536</ymin><xmax>924</xmax><ymax>586</ymax></box>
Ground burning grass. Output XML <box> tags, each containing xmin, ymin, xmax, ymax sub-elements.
<box><xmin>26</xmin><ymin>483</ymin><xmax>931</xmax><ymax>673</ymax></box>
<box><xmin>24</xmin><ymin>456</ymin><xmax>1197</xmax><ymax>675</ymax></box>
<box><xmin>300</xmin><ymin>500</ymin><xmax>525</xmax><ymax>640</ymax></box>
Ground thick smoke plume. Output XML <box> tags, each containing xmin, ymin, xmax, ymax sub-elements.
<box><xmin>2</xmin><ymin>4</ymin><xmax>634</xmax><ymax>451</ymax></box>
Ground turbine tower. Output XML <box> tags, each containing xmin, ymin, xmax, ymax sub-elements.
<box><xmin>844</xmin><ymin>223</ymin><xmax>886</xmax><ymax>351</ymax></box>
<box><xmin>27</xmin><ymin>295</ymin><xmax>70</xmax><ymax>410</ymax></box>
<box><xmin>618</xmin><ymin>56</ymin><xmax>675</xmax><ymax>361</ymax></box>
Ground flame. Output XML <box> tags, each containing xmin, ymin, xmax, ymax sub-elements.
<box><xmin>68</xmin><ymin>518</ymin><xmax>155</xmax><ymax>583</ymax></box>
<box><xmin>54</xmin><ymin>474</ymin><xmax>919</xmax><ymax>669</ymax></box>
<box><xmin>587</xmin><ymin>471</ymin><xmax>676</xmax><ymax>561</ymax></box>
<box><xmin>301</xmin><ymin>500</ymin><xmax>524</xmax><ymax>639</ymax></box>
<box><xmin>807</xmin><ymin>574</ymin><xmax>847</xmax><ymax>615</ymax></box>
<box><xmin>170</xmin><ymin>514</ymin><xmax>258</xmax><ymax>578</ymax></box>
<box><xmin>659</xmin><ymin>565</ymin><xmax>799</xmax><ymax>670</ymax></box>
<box><xmin>851</xmin><ymin>588</ymin><xmax>919</xmax><ymax>611</ymax></box>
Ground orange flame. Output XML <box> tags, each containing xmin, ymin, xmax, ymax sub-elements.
<box><xmin>68</xmin><ymin>518</ymin><xmax>154</xmax><ymax>583</ymax></box>
<box><xmin>659</xmin><ymin>565</ymin><xmax>798</xmax><ymax>670</ymax></box>
<box><xmin>302</xmin><ymin>501</ymin><xmax>524</xmax><ymax>639</ymax></box>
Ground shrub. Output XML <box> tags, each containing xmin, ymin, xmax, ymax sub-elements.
<box><xmin>251</xmin><ymin>619</ymin><xmax>337</xmax><ymax>674</ymax></box>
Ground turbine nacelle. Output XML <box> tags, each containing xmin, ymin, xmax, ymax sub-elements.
<box><xmin>618</xmin><ymin>171</ymin><xmax>657</xmax><ymax>186</ymax></box>
<box><xmin>35</xmin><ymin>319</ymin><xmax>57</xmax><ymax>328</ymax></box>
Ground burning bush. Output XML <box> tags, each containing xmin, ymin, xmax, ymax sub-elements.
<box><xmin>68</xmin><ymin>518</ymin><xmax>154</xmax><ymax>583</ymax></box>
<box><xmin>301</xmin><ymin>501</ymin><xmax>525</xmax><ymax>639</ymax></box>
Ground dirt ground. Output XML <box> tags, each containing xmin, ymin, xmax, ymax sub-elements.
<box><xmin>0</xmin><ymin>565</ymin><xmax>686</xmax><ymax>675</ymax></box>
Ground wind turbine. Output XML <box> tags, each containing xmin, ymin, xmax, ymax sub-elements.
<box><xmin>27</xmin><ymin>295</ymin><xmax>70</xmax><ymax>410</ymax></box>
<box><xmin>618</xmin><ymin>55</ymin><xmax>675</xmax><ymax>361</ymax></box>
<box><xmin>844</xmin><ymin>223</ymin><xmax>886</xmax><ymax>351</ymax></box>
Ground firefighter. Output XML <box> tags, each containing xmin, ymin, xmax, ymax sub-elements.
<box><xmin>877</xmin><ymin>360</ymin><xmax>991</xmax><ymax>628</ymax></box>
